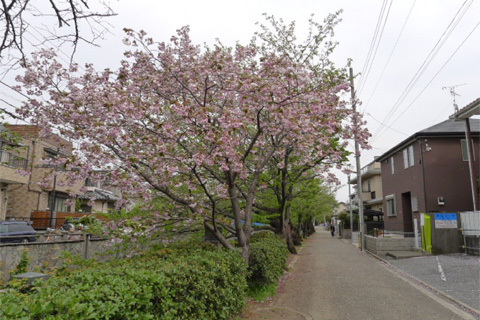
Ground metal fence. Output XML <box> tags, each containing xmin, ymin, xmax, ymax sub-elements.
<box><xmin>459</xmin><ymin>211</ymin><xmax>480</xmax><ymax>255</ymax></box>
<box><xmin>460</xmin><ymin>211</ymin><xmax>480</xmax><ymax>236</ymax></box>
<box><xmin>0</xmin><ymin>230</ymin><xmax>90</xmax><ymax>244</ymax></box>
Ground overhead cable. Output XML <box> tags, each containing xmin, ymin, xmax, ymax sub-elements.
<box><xmin>357</xmin><ymin>0</ymin><xmax>389</xmax><ymax>97</ymax></box>
<box><xmin>372</xmin><ymin>0</ymin><xmax>473</xmax><ymax>140</ymax></box>
<box><xmin>363</xmin><ymin>0</ymin><xmax>416</xmax><ymax>113</ymax></box>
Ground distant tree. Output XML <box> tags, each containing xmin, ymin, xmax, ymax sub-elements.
<box><xmin>291</xmin><ymin>179</ymin><xmax>337</xmax><ymax>240</ymax></box>
<box><xmin>15</xmin><ymin>13</ymin><xmax>368</xmax><ymax>262</ymax></box>
<box><xmin>255</xmin><ymin>164</ymin><xmax>343</xmax><ymax>253</ymax></box>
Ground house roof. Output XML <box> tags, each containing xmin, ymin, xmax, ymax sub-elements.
<box><xmin>450</xmin><ymin>97</ymin><xmax>480</xmax><ymax>120</ymax></box>
<box><xmin>79</xmin><ymin>189</ymin><xmax>118</xmax><ymax>202</ymax></box>
<box><xmin>0</xmin><ymin>124</ymin><xmax>23</xmax><ymax>146</ymax></box>
<box><xmin>376</xmin><ymin>118</ymin><xmax>480</xmax><ymax>162</ymax></box>
<box><xmin>419</xmin><ymin>118</ymin><xmax>480</xmax><ymax>134</ymax></box>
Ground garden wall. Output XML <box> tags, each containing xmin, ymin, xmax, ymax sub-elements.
<box><xmin>364</xmin><ymin>236</ymin><xmax>415</xmax><ymax>256</ymax></box>
<box><xmin>0</xmin><ymin>237</ymin><xmax>111</xmax><ymax>281</ymax></box>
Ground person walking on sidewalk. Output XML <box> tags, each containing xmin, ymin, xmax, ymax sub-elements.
<box><xmin>330</xmin><ymin>224</ymin><xmax>335</xmax><ymax>237</ymax></box>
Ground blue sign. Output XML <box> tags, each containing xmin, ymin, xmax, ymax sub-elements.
<box><xmin>434</xmin><ymin>213</ymin><xmax>457</xmax><ymax>229</ymax></box>
<box><xmin>435</xmin><ymin>213</ymin><xmax>457</xmax><ymax>220</ymax></box>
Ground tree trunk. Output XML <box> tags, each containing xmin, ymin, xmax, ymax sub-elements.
<box><xmin>283</xmin><ymin>214</ymin><xmax>297</xmax><ymax>254</ymax></box>
<box><xmin>292</xmin><ymin>224</ymin><xmax>302</xmax><ymax>246</ymax></box>
<box><xmin>306</xmin><ymin>219</ymin><xmax>315</xmax><ymax>236</ymax></box>
<box><xmin>204</xmin><ymin>221</ymin><xmax>235</xmax><ymax>250</ymax></box>
<box><xmin>301</xmin><ymin>219</ymin><xmax>315</xmax><ymax>237</ymax></box>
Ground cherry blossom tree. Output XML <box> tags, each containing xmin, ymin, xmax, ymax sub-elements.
<box><xmin>15</xmin><ymin>12</ymin><xmax>369</xmax><ymax>262</ymax></box>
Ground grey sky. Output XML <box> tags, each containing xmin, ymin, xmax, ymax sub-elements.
<box><xmin>2</xmin><ymin>0</ymin><xmax>479</xmax><ymax>202</ymax></box>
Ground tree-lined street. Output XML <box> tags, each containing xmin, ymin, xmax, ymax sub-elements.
<box><xmin>243</xmin><ymin>228</ymin><xmax>479</xmax><ymax>320</ymax></box>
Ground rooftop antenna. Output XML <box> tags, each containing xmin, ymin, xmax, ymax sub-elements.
<box><xmin>442</xmin><ymin>83</ymin><xmax>466</xmax><ymax>113</ymax></box>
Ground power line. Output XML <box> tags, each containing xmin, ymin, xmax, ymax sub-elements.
<box><xmin>358</xmin><ymin>0</ymin><xmax>393</xmax><ymax>100</ymax></box>
<box><xmin>366</xmin><ymin>112</ymin><xmax>408</xmax><ymax>138</ymax></box>
<box><xmin>363</xmin><ymin>0</ymin><xmax>416</xmax><ymax>113</ymax></box>
<box><xmin>388</xmin><ymin>17</ymin><xmax>480</xmax><ymax>125</ymax></box>
<box><xmin>372</xmin><ymin>0</ymin><xmax>474</xmax><ymax>140</ymax></box>
<box><xmin>429</xmin><ymin>102</ymin><xmax>458</xmax><ymax>126</ymax></box>
<box><xmin>374</xmin><ymin>0</ymin><xmax>471</xmax><ymax>139</ymax></box>
<box><xmin>0</xmin><ymin>22</ymin><xmax>91</xmax><ymax>111</ymax></box>
<box><xmin>357</xmin><ymin>0</ymin><xmax>389</xmax><ymax>96</ymax></box>
<box><xmin>0</xmin><ymin>90</ymin><xmax>24</xmax><ymax>103</ymax></box>
<box><xmin>0</xmin><ymin>81</ymin><xmax>30</xmax><ymax>99</ymax></box>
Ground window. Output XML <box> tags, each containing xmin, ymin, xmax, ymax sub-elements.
<box><xmin>85</xmin><ymin>178</ymin><xmax>97</xmax><ymax>187</ymax></box>
<box><xmin>55</xmin><ymin>197</ymin><xmax>71</xmax><ymax>212</ymax></box>
<box><xmin>44</xmin><ymin>149</ymin><xmax>57</xmax><ymax>159</ymax></box>
<box><xmin>386</xmin><ymin>194</ymin><xmax>396</xmax><ymax>216</ymax></box>
<box><xmin>80</xmin><ymin>203</ymin><xmax>92</xmax><ymax>213</ymax></box>
<box><xmin>391</xmin><ymin>156</ymin><xmax>395</xmax><ymax>174</ymax></box>
<box><xmin>403</xmin><ymin>145</ymin><xmax>415</xmax><ymax>169</ymax></box>
<box><xmin>408</xmin><ymin>145</ymin><xmax>414</xmax><ymax>167</ymax></box>
<box><xmin>49</xmin><ymin>192</ymin><xmax>71</xmax><ymax>212</ymax></box>
<box><xmin>461</xmin><ymin>139</ymin><xmax>475</xmax><ymax>161</ymax></box>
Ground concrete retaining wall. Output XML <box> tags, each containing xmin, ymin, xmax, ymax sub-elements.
<box><xmin>0</xmin><ymin>238</ymin><xmax>111</xmax><ymax>281</ymax></box>
<box><xmin>365</xmin><ymin>236</ymin><xmax>415</xmax><ymax>256</ymax></box>
<box><xmin>339</xmin><ymin>229</ymin><xmax>352</xmax><ymax>240</ymax></box>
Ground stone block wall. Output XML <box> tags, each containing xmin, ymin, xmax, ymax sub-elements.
<box><xmin>0</xmin><ymin>238</ymin><xmax>111</xmax><ymax>281</ymax></box>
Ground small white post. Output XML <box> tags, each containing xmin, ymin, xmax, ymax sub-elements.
<box><xmin>414</xmin><ymin>218</ymin><xmax>419</xmax><ymax>250</ymax></box>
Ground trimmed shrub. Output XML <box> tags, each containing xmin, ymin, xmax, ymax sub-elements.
<box><xmin>0</xmin><ymin>248</ymin><xmax>248</xmax><ymax>320</ymax></box>
<box><xmin>248</xmin><ymin>232</ymin><xmax>289</xmax><ymax>285</ymax></box>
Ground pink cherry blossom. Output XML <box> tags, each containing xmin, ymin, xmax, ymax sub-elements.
<box><xmin>15</xmin><ymin>13</ymin><xmax>369</xmax><ymax>261</ymax></box>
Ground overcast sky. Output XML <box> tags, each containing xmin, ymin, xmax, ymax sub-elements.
<box><xmin>2</xmin><ymin>0</ymin><xmax>479</xmax><ymax>203</ymax></box>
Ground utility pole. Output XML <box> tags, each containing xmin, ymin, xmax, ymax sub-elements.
<box><xmin>348</xmin><ymin>172</ymin><xmax>353</xmax><ymax>241</ymax></box>
<box><xmin>442</xmin><ymin>83</ymin><xmax>465</xmax><ymax>113</ymax></box>
<box><xmin>349</xmin><ymin>67</ymin><xmax>365</xmax><ymax>251</ymax></box>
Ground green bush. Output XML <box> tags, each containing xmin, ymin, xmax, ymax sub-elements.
<box><xmin>248</xmin><ymin>232</ymin><xmax>289</xmax><ymax>285</ymax></box>
<box><xmin>0</xmin><ymin>248</ymin><xmax>248</xmax><ymax>320</ymax></box>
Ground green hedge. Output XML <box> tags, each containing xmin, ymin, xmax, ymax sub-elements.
<box><xmin>248</xmin><ymin>232</ymin><xmax>289</xmax><ymax>285</ymax></box>
<box><xmin>0</xmin><ymin>249</ymin><xmax>248</xmax><ymax>320</ymax></box>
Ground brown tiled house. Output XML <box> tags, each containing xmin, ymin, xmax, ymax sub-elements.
<box><xmin>0</xmin><ymin>124</ymin><xmax>29</xmax><ymax>220</ymax></box>
<box><xmin>4</xmin><ymin>125</ymin><xmax>78</xmax><ymax>220</ymax></box>
<box><xmin>376</xmin><ymin>118</ymin><xmax>479</xmax><ymax>232</ymax></box>
<box><xmin>2</xmin><ymin>125</ymin><xmax>121</xmax><ymax>223</ymax></box>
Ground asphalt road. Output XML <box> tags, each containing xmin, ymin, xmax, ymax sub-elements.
<box><xmin>388</xmin><ymin>253</ymin><xmax>480</xmax><ymax>312</ymax></box>
<box><xmin>242</xmin><ymin>228</ymin><xmax>478</xmax><ymax>320</ymax></box>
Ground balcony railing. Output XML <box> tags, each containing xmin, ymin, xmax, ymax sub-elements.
<box><xmin>0</xmin><ymin>149</ymin><xmax>27</xmax><ymax>169</ymax></box>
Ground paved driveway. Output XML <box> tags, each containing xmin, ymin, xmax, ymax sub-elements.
<box><xmin>387</xmin><ymin>253</ymin><xmax>480</xmax><ymax>312</ymax></box>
